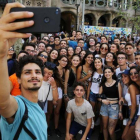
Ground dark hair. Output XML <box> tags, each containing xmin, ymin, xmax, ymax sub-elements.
<box><xmin>18</xmin><ymin>50</ymin><xmax>29</xmax><ymax>57</ymax></box>
<box><xmin>38</xmin><ymin>41</ymin><xmax>46</xmax><ymax>47</ymax></box>
<box><xmin>125</xmin><ymin>42</ymin><xmax>134</xmax><ymax>48</ymax></box>
<box><xmin>16</xmin><ymin>55</ymin><xmax>44</xmax><ymax>78</ymax></box>
<box><xmin>78</xmin><ymin>39</ymin><xmax>84</xmax><ymax>42</ymax></box>
<box><xmin>37</xmin><ymin>51</ymin><xmax>48</xmax><ymax>57</ymax></box>
<box><xmin>87</xmin><ymin>36</ymin><xmax>97</xmax><ymax>48</ymax></box>
<box><xmin>81</xmin><ymin>52</ymin><xmax>94</xmax><ymax>68</ymax></box>
<box><xmin>114</xmin><ymin>37</ymin><xmax>120</xmax><ymax>41</ymax></box>
<box><xmin>117</xmin><ymin>52</ymin><xmax>127</xmax><ymax>59</ymax></box>
<box><xmin>111</xmin><ymin>43</ymin><xmax>120</xmax><ymax>52</ymax></box>
<box><xmin>44</xmin><ymin>63</ymin><xmax>63</xmax><ymax>89</ymax></box>
<box><xmin>101</xmin><ymin>35</ymin><xmax>107</xmax><ymax>40</ymax></box>
<box><xmin>54</xmin><ymin>36</ymin><xmax>60</xmax><ymax>40</ymax></box>
<box><xmin>99</xmin><ymin>66</ymin><xmax>116</xmax><ymax>87</ymax></box>
<box><xmin>76</xmin><ymin>31</ymin><xmax>82</xmax><ymax>35</ymax></box>
<box><xmin>59</xmin><ymin>48</ymin><xmax>68</xmax><ymax>56</ymax></box>
<box><xmin>60</xmin><ymin>40</ymin><xmax>67</xmax><ymax>44</ymax></box>
<box><xmin>48</xmin><ymin>49</ymin><xmax>59</xmax><ymax>64</ymax></box>
<box><xmin>31</xmin><ymin>35</ymin><xmax>37</xmax><ymax>41</ymax></box>
<box><xmin>130</xmin><ymin>66</ymin><xmax>140</xmax><ymax>73</ymax></box>
<box><xmin>58</xmin><ymin>55</ymin><xmax>69</xmax><ymax>70</ymax></box>
<box><xmin>105</xmin><ymin>52</ymin><xmax>117</xmax><ymax>67</ymax></box>
<box><xmin>74</xmin><ymin>82</ymin><xmax>86</xmax><ymax>91</ymax></box>
<box><xmin>99</xmin><ymin>43</ymin><xmax>110</xmax><ymax>54</ymax></box>
<box><xmin>22</xmin><ymin>42</ymin><xmax>36</xmax><ymax>51</ymax></box>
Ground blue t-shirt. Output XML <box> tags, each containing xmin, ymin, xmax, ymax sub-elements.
<box><xmin>68</xmin><ymin>40</ymin><xmax>88</xmax><ymax>50</ymax></box>
<box><xmin>0</xmin><ymin>96</ymin><xmax>47</xmax><ymax>140</ymax></box>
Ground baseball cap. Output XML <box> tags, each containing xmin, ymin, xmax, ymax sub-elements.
<box><xmin>121</xmin><ymin>69</ymin><xmax>130</xmax><ymax>75</ymax></box>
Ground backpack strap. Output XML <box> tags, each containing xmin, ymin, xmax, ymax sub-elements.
<box><xmin>13</xmin><ymin>99</ymin><xmax>36</xmax><ymax>140</ymax></box>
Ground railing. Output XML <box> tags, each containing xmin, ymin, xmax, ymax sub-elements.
<box><xmin>62</xmin><ymin>0</ymin><xmax>130</xmax><ymax>11</ymax></box>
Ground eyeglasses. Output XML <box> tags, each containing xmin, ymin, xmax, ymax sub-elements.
<box><xmin>130</xmin><ymin>72</ymin><xmax>138</xmax><ymax>76</ymax></box>
<box><xmin>120</xmin><ymin>43</ymin><xmax>126</xmax><ymax>45</ymax></box>
<box><xmin>101</xmin><ymin>47</ymin><xmax>108</xmax><ymax>51</ymax></box>
<box><xmin>40</xmin><ymin>54</ymin><xmax>48</xmax><ymax>59</ymax></box>
<box><xmin>8</xmin><ymin>48</ymin><xmax>14</xmax><ymax>51</ymax></box>
<box><xmin>117</xmin><ymin>57</ymin><xmax>126</xmax><ymax>60</ymax></box>
<box><xmin>89</xmin><ymin>40</ymin><xmax>95</xmax><ymax>43</ymax></box>
<box><xmin>43</xmin><ymin>39</ymin><xmax>49</xmax><ymax>41</ymax></box>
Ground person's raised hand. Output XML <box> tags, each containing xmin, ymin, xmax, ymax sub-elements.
<box><xmin>0</xmin><ymin>2</ymin><xmax>34</xmax><ymax>57</ymax></box>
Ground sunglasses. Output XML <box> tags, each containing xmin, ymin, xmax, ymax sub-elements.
<box><xmin>40</xmin><ymin>54</ymin><xmax>48</xmax><ymax>59</ymax></box>
<box><xmin>101</xmin><ymin>47</ymin><xmax>108</xmax><ymax>51</ymax></box>
<box><xmin>130</xmin><ymin>72</ymin><xmax>138</xmax><ymax>76</ymax></box>
<box><xmin>8</xmin><ymin>48</ymin><xmax>14</xmax><ymax>51</ymax></box>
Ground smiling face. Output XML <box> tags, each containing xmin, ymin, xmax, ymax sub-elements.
<box><xmin>85</xmin><ymin>54</ymin><xmax>94</xmax><ymax>65</ymax></box>
<box><xmin>89</xmin><ymin>38</ymin><xmax>96</xmax><ymax>46</ymax></box>
<box><xmin>94</xmin><ymin>58</ymin><xmax>102</xmax><ymax>70</ymax></box>
<box><xmin>71</xmin><ymin>56</ymin><xmax>80</xmax><ymax>67</ymax></box>
<box><xmin>100</xmin><ymin>44</ymin><xmax>108</xmax><ymax>55</ymax></box>
<box><xmin>130</xmin><ymin>68</ymin><xmax>139</xmax><ymax>82</ymax></box>
<box><xmin>60</xmin><ymin>49</ymin><xmax>67</xmax><ymax>56</ymax></box>
<box><xmin>110</xmin><ymin>44</ymin><xmax>118</xmax><ymax>53</ymax></box>
<box><xmin>122</xmin><ymin>74</ymin><xmax>130</xmax><ymax>85</ymax></box>
<box><xmin>74</xmin><ymin>85</ymin><xmax>85</xmax><ymax>98</ymax></box>
<box><xmin>43</xmin><ymin>68</ymin><xmax>53</xmax><ymax>81</ymax></box>
<box><xmin>38</xmin><ymin>52</ymin><xmax>48</xmax><ymax>63</ymax></box>
<box><xmin>18</xmin><ymin>63</ymin><xmax>43</xmax><ymax>91</ymax></box>
<box><xmin>104</xmin><ymin>68</ymin><xmax>113</xmax><ymax>79</ymax></box>
<box><xmin>38</xmin><ymin>43</ymin><xmax>46</xmax><ymax>52</ymax></box>
<box><xmin>105</xmin><ymin>53</ymin><xmax>114</xmax><ymax>63</ymax></box>
<box><xmin>58</xmin><ymin>57</ymin><xmax>68</xmax><ymax>68</ymax></box>
<box><xmin>50</xmin><ymin>50</ymin><xmax>58</xmax><ymax>60</ymax></box>
<box><xmin>68</xmin><ymin>47</ymin><xmax>74</xmax><ymax>56</ymax></box>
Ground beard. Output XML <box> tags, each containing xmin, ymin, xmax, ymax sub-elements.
<box><xmin>28</xmin><ymin>86</ymin><xmax>40</xmax><ymax>91</ymax></box>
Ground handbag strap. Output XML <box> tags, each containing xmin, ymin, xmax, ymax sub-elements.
<box><xmin>44</xmin><ymin>85</ymin><xmax>51</xmax><ymax>105</ymax></box>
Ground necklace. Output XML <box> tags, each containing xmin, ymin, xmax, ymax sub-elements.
<box><xmin>106</xmin><ymin>80</ymin><xmax>114</xmax><ymax>87</ymax></box>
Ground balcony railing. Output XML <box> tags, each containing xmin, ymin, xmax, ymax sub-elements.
<box><xmin>62</xmin><ymin>0</ymin><xmax>130</xmax><ymax>11</ymax></box>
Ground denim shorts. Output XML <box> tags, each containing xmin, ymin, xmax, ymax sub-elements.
<box><xmin>129</xmin><ymin>108</ymin><xmax>138</xmax><ymax>126</ymax></box>
<box><xmin>69</xmin><ymin>121</ymin><xmax>93</xmax><ymax>140</ymax></box>
<box><xmin>89</xmin><ymin>91</ymin><xmax>98</xmax><ymax>102</ymax></box>
<box><xmin>100</xmin><ymin>103</ymin><xmax>119</xmax><ymax>119</ymax></box>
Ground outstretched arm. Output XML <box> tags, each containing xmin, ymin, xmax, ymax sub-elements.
<box><xmin>0</xmin><ymin>2</ymin><xmax>34</xmax><ymax>119</ymax></box>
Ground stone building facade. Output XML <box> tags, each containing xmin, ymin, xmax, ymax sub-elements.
<box><xmin>0</xmin><ymin>0</ymin><xmax>139</xmax><ymax>32</ymax></box>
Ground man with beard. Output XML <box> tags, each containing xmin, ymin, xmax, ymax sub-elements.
<box><xmin>0</xmin><ymin>2</ymin><xmax>47</xmax><ymax>140</ymax></box>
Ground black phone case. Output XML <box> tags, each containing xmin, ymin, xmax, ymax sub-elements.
<box><xmin>10</xmin><ymin>7</ymin><xmax>61</xmax><ymax>33</ymax></box>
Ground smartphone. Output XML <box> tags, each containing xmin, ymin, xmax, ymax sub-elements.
<box><xmin>10</xmin><ymin>7</ymin><xmax>61</xmax><ymax>33</ymax></box>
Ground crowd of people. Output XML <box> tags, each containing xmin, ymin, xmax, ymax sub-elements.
<box><xmin>0</xmin><ymin>2</ymin><xmax>140</xmax><ymax>140</ymax></box>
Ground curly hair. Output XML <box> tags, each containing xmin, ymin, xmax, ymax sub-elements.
<box><xmin>16</xmin><ymin>55</ymin><xmax>44</xmax><ymax>78</ymax></box>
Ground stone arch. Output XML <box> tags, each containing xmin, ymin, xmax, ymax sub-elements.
<box><xmin>112</xmin><ymin>16</ymin><xmax>127</xmax><ymax>27</ymax></box>
<box><xmin>61</xmin><ymin>11</ymin><xmax>76</xmax><ymax>33</ymax></box>
<box><xmin>98</xmin><ymin>14</ymin><xmax>111</xmax><ymax>26</ymax></box>
<box><xmin>84</xmin><ymin>13</ymin><xmax>96</xmax><ymax>26</ymax></box>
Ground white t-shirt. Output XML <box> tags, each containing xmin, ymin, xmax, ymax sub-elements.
<box><xmin>90</xmin><ymin>72</ymin><xmax>103</xmax><ymax>94</ymax></box>
<box><xmin>38</xmin><ymin>81</ymin><xmax>53</xmax><ymax>101</ymax></box>
<box><xmin>66</xmin><ymin>99</ymin><xmax>95</xmax><ymax>128</ymax></box>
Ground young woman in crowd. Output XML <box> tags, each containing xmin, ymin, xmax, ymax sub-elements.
<box><xmin>75</xmin><ymin>46</ymin><xmax>82</xmax><ymax>54</ymax></box>
<box><xmin>104</xmin><ymin>52</ymin><xmax>117</xmax><ymax>70</ymax></box>
<box><xmin>87</xmin><ymin>57</ymin><xmax>103</xmax><ymax>111</ymax></box>
<box><xmin>38</xmin><ymin>51</ymin><xmax>48</xmax><ymax>64</ymax></box>
<box><xmin>59</xmin><ymin>48</ymin><xmax>68</xmax><ymax>56</ymax></box>
<box><xmin>64</xmin><ymin>54</ymin><xmax>81</xmax><ymax>106</ymax></box>
<box><xmin>98</xmin><ymin>67</ymin><xmax>122</xmax><ymax>140</ymax></box>
<box><xmin>77</xmin><ymin>52</ymin><xmax>94</xmax><ymax>96</ymax></box>
<box><xmin>46</xmin><ymin>45</ymin><xmax>53</xmax><ymax>54</ymax></box>
<box><xmin>48</xmin><ymin>49</ymin><xmax>59</xmax><ymax>65</ymax></box>
<box><xmin>110</xmin><ymin>43</ymin><xmax>120</xmax><ymax>55</ymax></box>
<box><xmin>38</xmin><ymin>64</ymin><xmax>63</xmax><ymax>137</ymax></box>
<box><xmin>95</xmin><ymin>42</ymin><xmax>100</xmax><ymax>54</ymax></box>
<box><xmin>79</xmin><ymin>50</ymin><xmax>86</xmax><ymax>61</ymax></box>
<box><xmin>67</xmin><ymin>47</ymin><xmax>74</xmax><ymax>61</ymax></box>
<box><xmin>99</xmin><ymin>43</ymin><xmax>110</xmax><ymax>65</ymax></box>
<box><xmin>121</xmin><ymin>69</ymin><xmax>140</xmax><ymax>140</ymax></box>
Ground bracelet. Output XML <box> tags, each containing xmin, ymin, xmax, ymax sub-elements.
<box><xmin>119</xmin><ymin>111</ymin><xmax>122</xmax><ymax>113</ymax></box>
<box><xmin>52</xmin><ymin>87</ymin><xmax>57</xmax><ymax>91</ymax></box>
<box><xmin>135</xmin><ymin>129</ymin><xmax>140</xmax><ymax>132</ymax></box>
<box><xmin>63</xmin><ymin>94</ymin><xmax>68</xmax><ymax>98</ymax></box>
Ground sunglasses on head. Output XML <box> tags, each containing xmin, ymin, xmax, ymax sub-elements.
<box><xmin>130</xmin><ymin>72</ymin><xmax>138</xmax><ymax>76</ymax></box>
<box><xmin>40</xmin><ymin>54</ymin><xmax>48</xmax><ymax>59</ymax></box>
